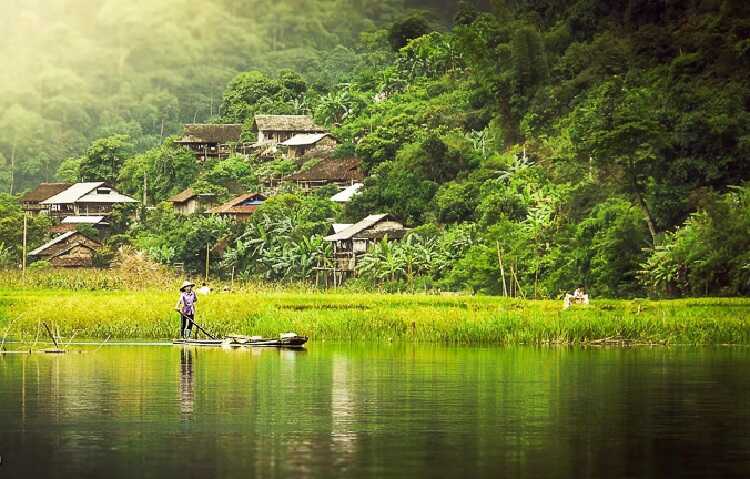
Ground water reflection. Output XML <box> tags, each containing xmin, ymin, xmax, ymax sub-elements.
<box><xmin>0</xmin><ymin>345</ymin><xmax>749</xmax><ymax>477</ymax></box>
<box><xmin>179</xmin><ymin>347</ymin><xmax>194</xmax><ymax>417</ymax></box>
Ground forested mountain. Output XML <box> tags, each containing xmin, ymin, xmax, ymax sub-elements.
<box><xmin>0</xmin><ymin>0</ymin><xmax>419</xmax><ymax>193</ymax></box>
<box><xmin>1</xmin><ymin>0</ymin><xmax>749</xmax><ymax>297</ymax></box>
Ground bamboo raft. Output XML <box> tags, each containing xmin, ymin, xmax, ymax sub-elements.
<box><xmin>172</xmin><ymin>333</ymin><xmax>308</xmax><ymax>349</ymax></box>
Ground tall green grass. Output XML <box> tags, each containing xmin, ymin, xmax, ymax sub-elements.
<box><xmin>1</xmin><ymin>287</ymin><xmax>749</xmax><ymax>345</ymax></box>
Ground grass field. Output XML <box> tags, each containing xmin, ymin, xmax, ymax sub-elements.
<box><xmin>2</xmin><ymin>284</ymin><xmax>750</xmax><ymax>345</ymax></box>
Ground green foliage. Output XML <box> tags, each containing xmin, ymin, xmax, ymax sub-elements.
<box><xmin>221</xmin><ymin>193</ymin><xmax>338</xmax><ymax>281</ymax></box>
<box><xmin>0</xmin><ymin>194</ymin><xmax>52</xmax><ymax>263</ymax></box>
<box><xmin>221</xmin><ymin>70</ymin><xmax>307</xmax><ymax>123</ymax></box>
<box><xmin>388</xmin><ymin>15</ymin><xmax>432</xmax><ymax>51</ymax></box>
<box><xmin>640</xmin><ymin>186</ymin><xmax>750</xmax><ymax>297</ymax></box>
<box><xmin>3</xmin><ymin>1</ymin><xmax>750</xmax><ymax>299</ymax></box>
<box><xmin>133</xmin><ymin>203</ymin><xmax>236</xmax><ymax>273</ymax></box>
<box><xmin>119</xmin><ymin>138</ymin><xmax>198</xmax><ymax>203</ymax></box>
<box><xmin>78</xmin><ymin>134</ymin><xmax>134</xmax><ymax>183</ymax></box>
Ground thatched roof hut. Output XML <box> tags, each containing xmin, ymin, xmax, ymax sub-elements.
<box><xmin>251</xmin><ymin>115</ymin><xmax>323</xmax><ymax>133</ymax></box>
<box><xmin>175</xmin><ymin>124</ymin><xmax>243</xmax><ymax>144</ymax></box>
<box><xmin>285</xmin><ymin>157</ymin><xmax>364</xmax><ymax>189</ymax></box>
<box><xmin>20</xmin><ymin>183</ymin><xmax>73</xmax><ymax>215</ymax></box>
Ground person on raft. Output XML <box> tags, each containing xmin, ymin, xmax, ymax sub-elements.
<box><xmin>175</xmin><ymin>281</ymin><xmax>198</xmax><ymax>338</ymax></box>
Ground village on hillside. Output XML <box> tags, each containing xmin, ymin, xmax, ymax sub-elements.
<box><xmin>20</xmin><ymin>114</ymin><xmax>408</xmax><ymax>283</ymax></box>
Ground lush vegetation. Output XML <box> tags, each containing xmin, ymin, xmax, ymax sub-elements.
<box><xmin>1</xmin><ymin>283</ymin><xmax>750</xmax><ymax>345</ymax></box>
<box><xmin>2</xmin><ymin>1</ymin><xmax>750</xmax><ymax>298</ymax></box>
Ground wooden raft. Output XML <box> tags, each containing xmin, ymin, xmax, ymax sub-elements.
<box><xmin>172</xmin><ymin>333</ymin><xmax>307</xmax><ymax>348</ymax></box>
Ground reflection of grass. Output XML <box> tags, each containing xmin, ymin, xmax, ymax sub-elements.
<box><xmin>1</xmin><ymin>287</ymin><xmax>749</xmax><ymax>345</ymax></box>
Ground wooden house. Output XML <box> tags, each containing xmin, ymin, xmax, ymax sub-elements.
<box><xmin>323</xmin><ymin>214</ymin><xmax>409</xmax><ymax>280</ymax></box>
<box><xmin>175</xmin><ymin>124</ymin><xmax>244</xmax><ymax>162</ymax></box>
<box><xmin>28</xmin><ymin>231</ymin><xmax>102</xmax><ymax>268</ymax></box>
<box><xmin>251</xmin><ymin>115</ymin><xmax>325</xmax><ymax>145</ymax></box>
<box><xmin>41</xmin><ymin>182</ymin><xmax>138</xmax><ymax>220</ymax></box>
<box><xmin>168</xmin><ymin>188</ymin><xmax>217</xmax><ymax>215</ymax></box>
<box><xmin>19</xmin><ymin>182</ymin><xmax>72</xmax><ymax>216</ymax></box>
<box><xmin>280</xmin><ymin>133</ymin><xmax>337</xmax><ymax>159</ymax></box>
<box><xmin>209</xmin><ymin>193</ymin><xmax>266</xmax><ymax>221</ymax></box>
<box><xmin>284</xmin><ymin>157</ymin><xmax>364</xmax><ymax>191</ymax></box>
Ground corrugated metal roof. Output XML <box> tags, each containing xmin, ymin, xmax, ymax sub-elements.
<box><xmin>41</xmin><ymin>182</ymin><xmax>103</xmax><ymax>204</ymax></box>
<box><xmin>41</xmin><ymin>183</ymin><xmax>137</xmax><ymax>205</ymax></box>
<box><xmin>78</xmin><ymin>189</ymin><xmax>138</xmax><ymax>204</ymax></box>
<box><xmin>280</xmin><ymin>133</ymin><xmax>331</xmax><ymax>146</ymax></box>
<box><xmin>324</xmin><ymin>214</ymin><xmax>391</xmax><ymax>241</ymax></box>
<box><xmin>332</xmin><ymin>223</ymin><xmax>353</xmax><ymax>233</ymax></box>
<box><xmin>28</xmin><ymin>231</ymin><xmax>77</xmax><ymax>256</ymax></box>
<box><xmin>330</xmin><ymin>183</ymin><xmax>363</xmax><ymax>203</ymax></box>
<box><xmin>61</xmin><ymin>216</ymin><xmax>108</xmax><ymax>224</ymax></box>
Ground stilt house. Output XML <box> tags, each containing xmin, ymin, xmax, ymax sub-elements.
<box><xmin>209</xmin><ymin>192</ymin><xmax>266</xmax><ymax>221</ymax></box>
<box><xmin>323</xmin><ymin>214</ymin><xmax>409</xmax><ymax>281</ymax></box>
<box><xmin>284</xmin><ymin>157</ymin><xmax>364</xmax><ymax>191</ymax></box>
<box><xmin>19</xmin><ymin>183</ymin><xmax>72</xmax><ymax>216</ymax></box>
<box><xmin>251</xmin><ymin>115</ymin><xmax>325</xmax><ymax>145</ymax></box>
<box><xmin>168</xmin><ymin>188</ymin><xmax>217</xmax><ymax>215</ymax></box>
<box><xmin>280</xmin><ymin>133</ymin><xmax>337</xmax><ymax>159</ymax></box>
<box><xmin>41</xmin><ymin>182</ymin><xmax>138</xmax><ymax>220</ymax></box>
<box><xmin>175</xmin><ymin>124</ymin><xmax>244</xmax><ymax>162</ymax></box>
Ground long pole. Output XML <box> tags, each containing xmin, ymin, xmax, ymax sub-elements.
<box><xmin>496</xmin><ymin>241</ymin><xmax>507</xmax><ymax>297</ymax></box>
<box><xmin>22</xmin><ymin>213</ymin><xmax>27</xmax><ymax>280</ymax></box>
<box><xmin>205</xmin><ymin>243</ymin><xmax>210</xmax><ymax>283</ymax></box>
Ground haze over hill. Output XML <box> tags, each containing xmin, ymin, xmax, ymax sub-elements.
<box><xmin>0</xmin><ymin>0</ymin><xmax>450</xmax><ymax>192</ymax></box>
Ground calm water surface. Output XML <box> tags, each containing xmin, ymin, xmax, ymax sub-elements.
<box><xmin>1</xmin><ymin>344</ymin><xmax>750</xmax><ymax>478</ymax></box>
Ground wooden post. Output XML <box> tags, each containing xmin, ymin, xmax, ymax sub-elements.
<box><xmin>205</xmin><ymin>243</ymin><xmax>210</xmax><ymax>283</ymax></box>
<box><xmin>511</xmin><ymin>263</ymin><xmax>525</xmax><ymax>299</ymax></box>
<box><xmin>496</xmin><ymin>241</ymin><xmax>507</xmax><ymax>297</ymax></box>
<box><xmin>22</xmin><ymin>213</ymin><xmax>27</xmax><ymax>280</ymax></box>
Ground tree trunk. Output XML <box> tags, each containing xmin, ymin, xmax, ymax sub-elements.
<box><xmin>634</xmin><ymin>188</ymin><xmax>658</xmax><ymax>245</ymax></box>
<box><xmin>9</xmin><ymin>140</ymin><xmax>16</xmax><ymax>194</ymax></box>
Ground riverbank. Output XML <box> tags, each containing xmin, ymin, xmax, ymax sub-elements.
<box><xmin>1</xmin><ymin>287</ymin><xmax>749</xmax><ymax>345</ymax></box>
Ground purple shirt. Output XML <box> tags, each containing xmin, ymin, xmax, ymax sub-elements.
<box><xmin>180</xmin><ymin>291</ymin><xmax>197</xmax><ymax>315</ymax></box>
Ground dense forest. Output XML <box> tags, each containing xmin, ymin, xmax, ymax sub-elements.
<box><xmin>1</xmin><ymin>0</ymin><xmax>749</xmax><ymax>297</ymax></box>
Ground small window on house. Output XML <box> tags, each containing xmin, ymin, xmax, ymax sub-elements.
<box><xmin>353</xmin><ymin>240</ymin><xmax>367</xmax><ymax>254</ymax></box>
<box><xmin>96</xmin><ymin>187</ymin><xmax>111</xmax><ymax>194</ymax></box>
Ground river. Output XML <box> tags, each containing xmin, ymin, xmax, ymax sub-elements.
<box><xmin>1</xmin><ymin>344</ymin><xmax>749</xmax><ymax>478</ymax></box>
